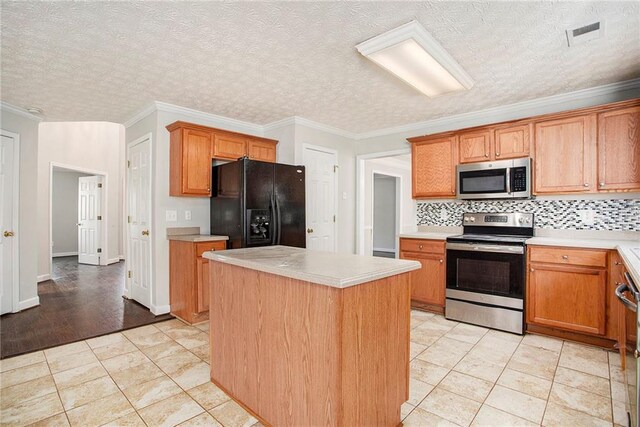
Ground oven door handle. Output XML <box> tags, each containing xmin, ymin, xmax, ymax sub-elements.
<box><xmin>446</xmin><ymin>242</ymin><xmax>524</xmax><ymax>254</ymax></box>
<box><xmin>615</xmin><ymin>283</ymin><xmax>638</xmax><ymax>313</ymax></box>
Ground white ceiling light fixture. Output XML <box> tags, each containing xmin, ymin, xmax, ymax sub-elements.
<box><xmin>356</xmin><ymin>20</ymin><xmax>474</xmax><ymax>98</ymax></box>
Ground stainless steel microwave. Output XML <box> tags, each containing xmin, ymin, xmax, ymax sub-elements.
<box><xmin>456</xmin><ymin>158</ymin><xmax>531</xmax><ymax>200</ymax></box>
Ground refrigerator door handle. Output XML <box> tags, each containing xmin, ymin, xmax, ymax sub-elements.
<box><xmin>275</xmin><ymin>191</ymin><xmax>282</xmax><ymax>245</ymax></box>
<box><xmin>269</xmin><ymin>193</ymin><xmax>277</xmax><ymax>246</ymax></box>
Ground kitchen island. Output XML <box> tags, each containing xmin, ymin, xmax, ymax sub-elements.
<box><xmin>203</xmin><ymin>246</ymin><xmax>421</xmax><ymax>426</ymax></box>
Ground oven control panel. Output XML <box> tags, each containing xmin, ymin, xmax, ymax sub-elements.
<box><xmin>463</xmin><ymin>212</ymin><xmax>534</xmax><ymax>228</ymax></box>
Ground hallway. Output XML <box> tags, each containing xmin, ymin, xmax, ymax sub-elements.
<box><xmin>0</xmin><ymin>257</ymin><xmax>172</xmax><ymax>359</ymax></box>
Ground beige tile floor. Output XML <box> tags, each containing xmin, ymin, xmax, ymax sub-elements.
<box><xmin>0</xmin><ymin>311</ymin><xmax>629</xmax><ymax>426</ymax></box>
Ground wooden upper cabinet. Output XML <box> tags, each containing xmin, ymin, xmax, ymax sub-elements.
<box><xmin>458</xmin><ymin>130</ymin><xmax>492</xmax><ymax>164</ymax></box>
<box><xmin>597</xmin><ymin>106</ymin><xmax>640</xmax><ymax>191</ymax></box>
<box><xmin>169</xmin><ymin>127</ymin><xmax>212</xmax><ymax>196</ymax></box>
<box><xmin>410</xmin><ymin>135</ymin><xmax>458</xmax><ymax>198</ymax></box>
<box><xmin>213</xmin><ymin>133</ymin><xmax>247</xmax><ymax>161</ymax></box>
<box><xmin>247</xmin><ymin>139</ymin><xmax>277</xmax><ymax>163</ymax></box>
<box><xmin>534</xmin><ymin>114</ymin><xmax>597</xmax><ymax>194</ymax></box>
<box><xmin>494</xmin><ymin>123</ymin><xmax>531</xmax><ymax>160</ymax></box>
<box><xmin>167</xmin><ymin>121</ymin><xmax>278</xmax><ymax>197</ymax></box>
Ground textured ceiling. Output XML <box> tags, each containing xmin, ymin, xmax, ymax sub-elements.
<box><xmin>2</xmin><ymin>1</ymin><xmax>639</xmax><ymax>133</ymax></box>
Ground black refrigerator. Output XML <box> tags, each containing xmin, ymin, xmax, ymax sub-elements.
<box><xmin>210</xmin><ymin>158</ymin><xmax>306</xmax><ymax>249</ymax></box>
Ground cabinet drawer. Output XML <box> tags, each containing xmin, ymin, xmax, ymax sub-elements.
<box><xmin>195</xmin><ymin>241</ymin><xmax>227</xmax><ymax>257</ymax></box>
<box><xmin>399</xmin><ymin>239</ymin><xmax>445</xmax><ymax>254</ymax></box>
<box><xmin>529</xmin><ymin>246</ymin><xmax>607</xmax><ymax>268</ymax></box>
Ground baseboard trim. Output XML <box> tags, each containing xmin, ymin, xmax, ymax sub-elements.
<box><xmin>119</xmin><ymin>255</ymin><xmax>125</xmax><ymax>261</ymax></box>
<box><xmin>37</xmin><ymin>274</ymin><xmax>51</xmax><ymax>283</ymax></box>
<box><xmin>151</xmin><ymin>304</ymin><xmax>171</xmax><ymax>316</ymax></box>
<box><xmin>373</xmin><ymin>247</ymin><xmax>396</xmax><ymax>253</ymax></box>
<box><xmin>17</xmin><ymin>297</ymin><xmax>40</xmax><ymax>311</ymax></box>
<box><xmin>52</xmin><ymin>251</ymin><xmax>78</xmax><ymax>257</ymax></box>
<box><xmin>107</xmin><ymin>257</ymin><xmax>122</xmax><ymax>265</ymax></box>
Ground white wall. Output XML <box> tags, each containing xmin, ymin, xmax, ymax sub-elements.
<box><xmin>0</xmin><ymin>107</ymin><xmax>40</xmax><ymax>308</ymax></box>
<box><xmin>52</xmin><ymin>170</ymin><xmax>90</xmax><ymax>255</ymax></box>
<box><xmin>373</xmin><ymin>174</ymin><xmax>396</xmax><ymax>252</ymax></box>
<box><xmin>37</xmin><ymin>122</ymin><xmax>125</xmax><ymax>278</ymax></box>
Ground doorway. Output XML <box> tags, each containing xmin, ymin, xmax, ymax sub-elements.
<box><xmin>372</xmin><ymin>173</ymin><xmax>399</xmax><ymax>258</ymax></box>
<box><xmin>1</xmin><ymin>130</ymin><xmax>20</xmax><ymax>315</ymax></box>
<box><xmin>302</xmin><ymin>144</ymin><xmax>338</xmax><ymax>252</ymax></box>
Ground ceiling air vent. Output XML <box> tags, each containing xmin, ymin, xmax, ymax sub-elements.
<box><xmin>566</xmin><ymin>21</ymin><xmax>604</xmax><ymax>47</ymax></box>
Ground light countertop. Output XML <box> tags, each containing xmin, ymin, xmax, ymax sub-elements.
<box><xmin>204</xmin><ymin>245</ymin><xmax>421</xmax><ymax>288</ymax></box>
<box><xmin>525</xmin><ymin>237</ymin><xmax>623</xmax><ymax>250</ymax></box>
<box><xmin>616</xmin><ymin>242</ymin><xmax>640</xmax><ymax>287</ymax></box>
<box><xmin>168</xmin><ymin>234</ymin><xmax>229</xmax><ymax>243</ymax></box>
<box><xmin>399</xmin><ymin>232</ymin><xmax>459</xmax><ymax>240</ymax></box>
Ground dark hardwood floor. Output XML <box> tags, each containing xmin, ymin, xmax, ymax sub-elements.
<box><xmin>0</xmin><ymin>256</ymin><xmax>172</xmax><ymax>359</ymax></box>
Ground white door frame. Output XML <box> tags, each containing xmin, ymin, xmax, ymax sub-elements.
<box><xmin>356</xmin><ymin>148</ymin><xmax>410</xmax><ymax>255</ymax></box>
<box><xmin>371</xmin><ymin>171</ymin><xmax>403</xmax><ymax>258</ymax></box>
<box><xmin>124</xmin><ymin>133</ymin><xmax>153</xmax><ymax>304</ymax></box>
<box><xmin>49</xmin><ymin>162</ymin><xmax>109</xmax><ymax>279</ymax></box>
<box><xmin>1</xmin><ymin>129</ymin><xmax>20</xmax><ymax>312</ymax></box>
<box><xmin>301</xmin><ymin>143</ymin><xmax>339</xmax><ymax>252</ymax></box>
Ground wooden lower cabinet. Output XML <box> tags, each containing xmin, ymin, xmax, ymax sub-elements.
<box><xmin>169</xmin><ymin>239</ymin><xmax>227</xmax><ymax>324</ymax></box>
<box><xmin>400</xmin><ymin>238</ymin><xmax>445</xmax><ymax>312</ymax></box>
<box><xmin>527</xmin><ymin>246</ymin><xmax>608</xmax><ymax>336</ymax></box>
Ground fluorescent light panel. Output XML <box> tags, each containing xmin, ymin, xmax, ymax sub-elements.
<box><xmin>356</xmin><ymin>21</ymin><xmax>474</xmax><ymax>97</ymax></box>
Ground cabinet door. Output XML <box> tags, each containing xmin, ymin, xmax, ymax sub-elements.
<box><xmin>247</xmin><ymin>139</ymin><xmax>277</xmax><ymax>162</ymax></box>
<box><xmin>213</xmin><ymin>133</ymin><xmax>247</xmax><ymax>160</ymax></box>
<box><xmin>534</xmin><ymin>114</ymin><xmax>596</xmax><ymax>194</ymax></box>
<box><xmin>607</xmin><ymin>252</ymin><xmax>625</xmax><ymax>342</ymax></box>
<box><xmin>458</xmin><ymin>130</ymin><xmax>492</xmax><ymax>164</ymax></box>
<box><xmin>196</xmin><ymin>257</ymin><xmax>209</xmax><ymax>313</ymax></box>
<box><xmin>597</xmin><ymin>106</ymin><xmax>640</xmax><ymax>191</ymax></box>
<box><xmin>412</xmin><ymin>136</ymin><xmax>457</xmax><ymax>198</ymax></box>
<box><xmin>494</xmin><ymin>123</ymin><xmax>531</xmax><ymax>160</ymax></box>
<box><xmin>182</xmin><ymin>129</ymin><xmax>213</xmax><ymax>195</ymax></box>
<box><xmin>527</xmin><ymin>263</ymin><xmax>606</xmax><ymax>335</ymax></box>
<box><xmin>400</xmin><ymin>251</ymin><xmax>445</xmax><ymax>306</ymax></box>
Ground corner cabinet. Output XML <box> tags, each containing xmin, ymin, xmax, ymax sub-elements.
<box><xmin>169</xmin><ymin>239</ymin><xmax>227</xmax><ymax>324</ymax></box>
<box><xmin>399</xmin><ymin>238</ymin><xmax>446</xmax><ymax>313</ymax></box>
<box><xmin>597</xmin><ymin>106</ymin><xmax>640</xmax><ymax>191</ymax></box>
<box><xmin>527</xmin><ymin>246</ymin><xmax>608</xmax><ymax>336</ymax></box>
<box><xmin>408</xmin><ymin>135</ymin><xmax>457</xmax><ymax>198</ymax></box>
<box><xmin>167</xmin><ymin>121</ymin><xmax>278</xmax><ymax>197</ymax></box>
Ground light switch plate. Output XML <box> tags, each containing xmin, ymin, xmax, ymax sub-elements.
<box><xmin>578</xmin><ymin>209</ymin><xmax>595</xmax><ymax>225</ymax></box>
<box><xmin>166</xmin><ymin>210</ymin><xmax>177</xmax><ymax>222</ymax></box>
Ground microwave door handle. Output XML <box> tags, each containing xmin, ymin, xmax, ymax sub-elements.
<box><xmin>615</xmin><ymin>282</ymin><xmax>638</xmax><ymax>312</ymax></box>
<box><xmin>505</xmin><ymin>167</ymin><xmax>511</xmax><ymax>194</ymax></box>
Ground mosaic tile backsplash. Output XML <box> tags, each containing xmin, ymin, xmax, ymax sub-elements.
<box><xmin>417</xmin><ymin>199</ymin><xmax>640</xmax><ymax>231</ymax></box>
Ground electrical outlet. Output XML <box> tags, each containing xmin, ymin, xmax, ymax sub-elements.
<box><xmin>166</xmin><ymin>210</ymin><xmax>177</xmax><ymax>222</ymax></box>
<box><xmin>578</xmin><ymin>209</ymin><xmax>595</xmax><ymax>225</ymax></box>
<box><xmin>185</xmin><ymin>210</ymin><xmax>192</xmax><ymax>221</ymax></box>
<box><xmin>440</xmin><ymin>208</ymin><xmax>448</xmax><ymax>221</ymax></box>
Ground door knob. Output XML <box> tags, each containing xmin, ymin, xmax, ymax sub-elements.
<box><xmin>3</xmin><ymin>231</ymin><xmax>14</xmax><ymax>237</ymax></box>
<box><xmin>307</xmin><ymin>228</ymin><xmax>314</xmax><ymax>233</ymax></box>
<box><xmin>142</xmin><ymin>230</ymin><xmax>150</xmax><ymax>236</ymax></box>
<box><xmin>77</xmin><ymin>223</ymin><xmax>82</xmax><ymax>226</ymax></box>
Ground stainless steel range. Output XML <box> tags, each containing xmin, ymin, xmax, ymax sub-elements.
<box><xmin>445</xmin><ymin>212</ymin><xmax>534</xmax><ymax>334</ymax></box>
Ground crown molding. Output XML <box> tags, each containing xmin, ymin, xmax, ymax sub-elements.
<box><xmin>355</xmin><ymin>77</ymin><xmax>640</xmax><ymax>140</ymax></box>
<box><xmin>122</xmin><ymin>77</ymin><xmax>640</xmax><ymax>142</ymax></box>
<box><xmin>0</xmin><ymin>101</ymin><xmax>44</xmax><ymax>122</ymax></box>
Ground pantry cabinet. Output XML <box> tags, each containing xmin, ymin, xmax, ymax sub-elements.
<box><xmin>169</xmin><ymin>239</ymin><xmax>227</xmax><ymax>324</ymax></box>
<box><xmin>597</xmin><ymin>106</ymin><xmax>640</xmax><ymax>191</ymax></box>
<box><xmin>399</xmin><ymin>238</ymin><xmax>446</xmax><ymax>313</ymax></box>
<box><xmin>408</xmin><ymin>135</ymin><xmax>457</xmax><ymax>198</ymax></box>
<box><xmin>167</xmin><ymin>121</ymin><xmax>278</xmax><ymax>197</ymax></box>
<box><xmin>533</xmin><ymin>114</ymin><xmax>597</xmax><ymax>194</ymax></box>
<box><xmin>527</xmin><ymin>246</ymin><xmax>607</xmax><ymax>336</ymax></box>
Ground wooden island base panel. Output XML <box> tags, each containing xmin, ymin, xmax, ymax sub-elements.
<box><xmin>205</xmin><ymin>246</ymin><xmax>420</xmax><ymax>427</ymax></box>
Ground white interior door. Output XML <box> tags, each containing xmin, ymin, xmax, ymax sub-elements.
<box><xmin>303</xmin><ymin>146</ymin><xmax>337</xmax><ymax>251</ymax></box>
<box><xmin>77</xmin><ymin>176</ymin><xmax>102</xmax><ymax>265</ymax></box>
<box><xmin>1</xmin><ymin>132</ymin><xmax>18</xmax><ymax>314</ymax></box>
<box><xmin>128</xmin><ymin>137</ymin><xmax>151</xmax><ymax>309</ymax></box>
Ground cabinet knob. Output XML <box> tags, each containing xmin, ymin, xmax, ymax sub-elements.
<box><xmin>439</xmin><ymin>259</ymin><xmax>443</xmax><ymax>263</ymax></box>
<box><xmin>599</xmin><ymin>182</ymin><xmax>605</xmax><ymax>187</ymax></box>
<box><xmin>495</xmin><ymin>153</ymin><xmax>500</xmax><ymax>157</ymax></box>
<box><xmin>615</xmin><ymin>261</ymin><xmax>621</xmax><ymax>265</ymax></box>
<box><xmin>584</xmin><ymin>183</ymin><xmax>589</xmax><ymax>187</ymax></box>
<box><xmin>530</xmin><ymin>268</ymin><xmax>535</xmax><ymax>272</ymax></box>
<box><xmin>419</xmin><ymin>245</ymin><xmax>423</xmax><ymax>249</ymax></box>
<box><xmin>484</xmin><ymin>154</ymin><xmax>489</xmax><ymax>158</ymax></box>
<box><xmin>562</xmin><ymin>255</ymin><xmax>569</xmax><ymax>260</ymax></box>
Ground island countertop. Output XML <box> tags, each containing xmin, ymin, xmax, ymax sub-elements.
<box><xmin>204</xmin><ymin>245</ymin><xmax>421</xmax><ymax>288</ymax></box>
